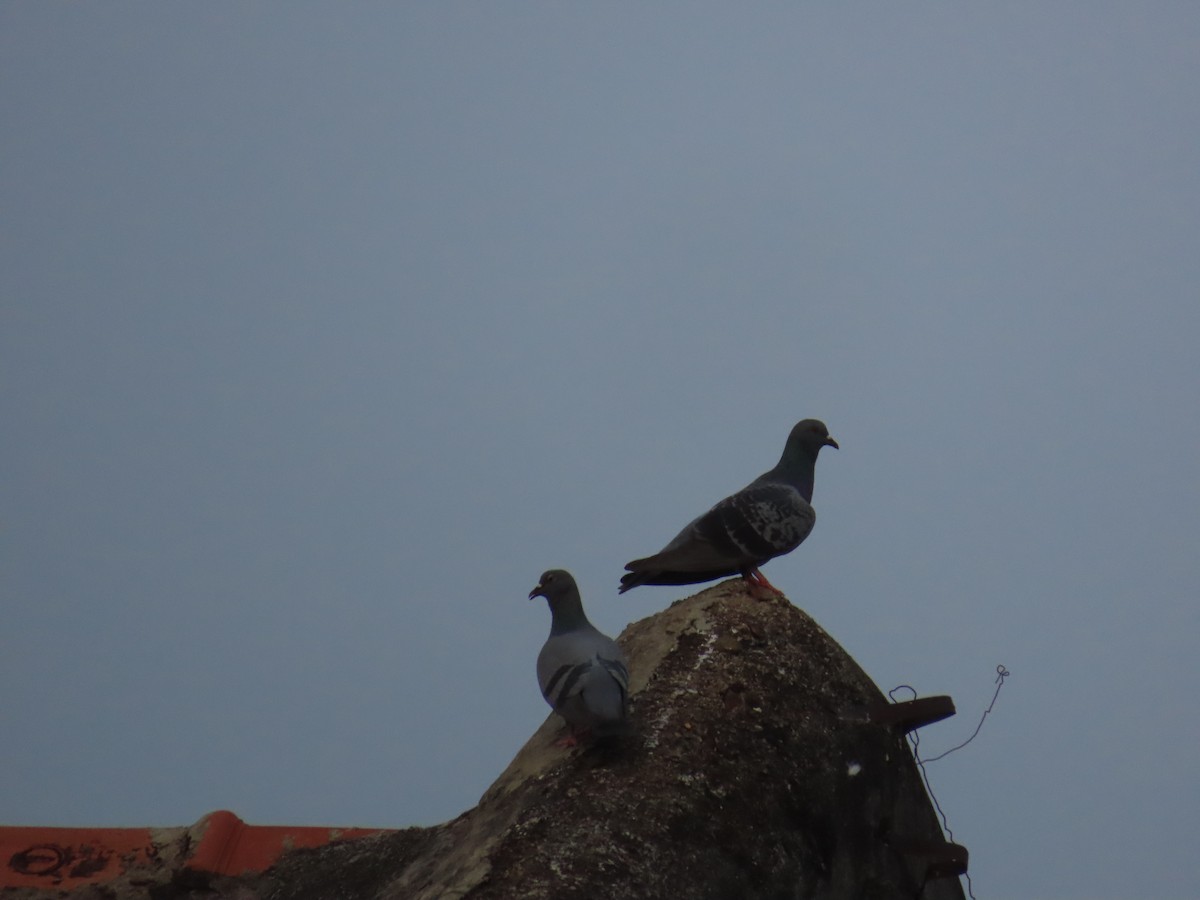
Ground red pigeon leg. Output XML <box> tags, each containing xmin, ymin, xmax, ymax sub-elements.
<box><xmin>554</xmin><ymin>729</ymin><xmax>586</xmax><ymax>748</ymax></box>
<box><xmin>743</xmin><ymin>567</ymin><xmax>784</xmax><ymax>598</ymax></box>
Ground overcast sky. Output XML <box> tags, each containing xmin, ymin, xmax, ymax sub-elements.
<box><xmin>3</xmin><ymin>6</ymin><xmax>1198</xmax><ymax>899</ymax></box>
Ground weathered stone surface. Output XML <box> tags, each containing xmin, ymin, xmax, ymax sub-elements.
<box><xmin>248</xmin><ymin>580</ymin><xmax>965</xmax><ymax>900</ymax></box>
<box><xmin>4</xmin><ymin>581</ymin><xmax>965</xmax><ymax>899</ymax></box>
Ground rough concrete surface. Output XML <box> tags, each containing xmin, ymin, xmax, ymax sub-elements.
<box><xmin>5</xmin><ymin>581</ymin><xmax>966</xmax><ymax>900</ymax></box>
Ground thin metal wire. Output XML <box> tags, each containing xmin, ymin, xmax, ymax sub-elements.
<box><xmin>922</xmin><ymin>666</ymin><xmax>1010</xmax><ymax>763</ymax></box>
<box><xmin>889</xmin><ymin>664</ymin><xmax>1010</xmax><ymax>900</ymax></box>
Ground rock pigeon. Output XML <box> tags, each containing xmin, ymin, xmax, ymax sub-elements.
<box><xmin>530</xmin><ymin>569</ymin><xmax>630</xmax><ymax>745</ymax></box>
<box><xmin>619</xmin><ymin>418</ymin><xmax>838</xmax><ymax>595</ymax></box>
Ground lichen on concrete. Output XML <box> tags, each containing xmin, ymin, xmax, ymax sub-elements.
<box><xmin>7</xmin><ymin>581</ymin><xmax>965</xmax><ymax>900</ymax></box>
<box><xmin>248</xmin><ymin>580</ymin><xmax>966</xmax><ymax>900</ymax></box>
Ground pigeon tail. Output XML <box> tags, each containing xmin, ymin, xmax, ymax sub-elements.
<box><xmin>587</xmin><ymin>717</ymin><xmax>633</xmax><ymax>750</ymax></box>
<box><xmin>619</xmin><ymin>564</ymin><xmax>744</xmax><ymax>593</ymax></box>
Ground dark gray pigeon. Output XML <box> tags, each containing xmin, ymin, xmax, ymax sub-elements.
<box><xmin>620</xmin><ymin>419</ymin><xmax>838</xmax><ymax>595</ymax></box>
<box><xmin>530</xmin><ymin>569</ymin><xmax>630</xmax><ymax>745</ymax></box>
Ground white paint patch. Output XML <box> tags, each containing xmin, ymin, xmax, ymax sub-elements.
<box><xmin>644</xmin><ymin>626</ymin><xmax>718</xmax><ymax>749</ymax></box>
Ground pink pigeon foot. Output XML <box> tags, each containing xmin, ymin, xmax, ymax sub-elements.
<box><xmin>554</xmin><ymin>731</ymin><xmax>584</xmax><ymax>748</ymax></box>
<box><xmin>743</xmin><ymin>567</ymin><xmax>784</xmax><ymax>600</ymax></box>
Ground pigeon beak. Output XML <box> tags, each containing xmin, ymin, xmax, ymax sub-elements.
<box><xmin>529</xmin><ymin>584</ymin><xmax>545</xmax><ymax>601</ymax></box>
<box><xmin>825</xmin><ymin>436</ymin><xmax>839</xmax><ymax>450</ymax></box>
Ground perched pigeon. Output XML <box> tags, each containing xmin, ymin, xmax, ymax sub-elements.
<box><xmin>530</xmin><ymin>569</ymin><xmax>630</xmax><ymax>745</ymax></box>
<box><xmin>620</xmin><ymin>419</ymin><xmax>838</xmax><ymax>595</ymax></box>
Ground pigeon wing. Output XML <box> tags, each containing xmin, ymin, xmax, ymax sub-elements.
<box><xmin>625</xmin><ymin>483</ymin><xmax>814</xmax><ymax>578</ymax></box>
<box><xmin>537</xmin><ymin>629</ymin><xmax>629</xmax><ymax>734</ymax></box>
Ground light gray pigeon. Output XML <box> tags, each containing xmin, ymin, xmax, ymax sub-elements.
<box><xmin>620</xmin><ymin>418</ymin><xmax>838</xmax><ymax>595</ymax></box>
<box><xmin>530</xmin><ymin>569</ymin><xmax>630</xmax><ymax>745</ymax></box>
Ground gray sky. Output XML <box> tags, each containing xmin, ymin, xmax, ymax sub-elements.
<box><xmin>2</xmin><ymin>5</ymin><xmax>1197</xmax><ymax>899</ymax></box>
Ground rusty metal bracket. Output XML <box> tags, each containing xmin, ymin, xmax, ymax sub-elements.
<box><xmin>869</xmin><ymin>695</ymin><xmax>955</xmax><ymax>734</ymax></box>
<box><xmin>887</xmin><ymin>836</ymin><xmax>969</xmax><ymax>879</ymax></box>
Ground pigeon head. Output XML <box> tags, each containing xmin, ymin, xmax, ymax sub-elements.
<box><xmin>530</xmin><ymin>569</ymin><xmax>590</xmax><ymax>633</ymax></box>
<box><xmin>771</xmin><ymin>419</ymin><xmax>837</xmax><ymax>503</ymax></box>
<box><xmin>783</xmin><ymin>419</ymin><xmax>839</xmax><ymax>461</ymax></box>
<box><xmin>529</xmin><ymin>569</ymin><xmax>577</xmax><ymax>605</ymax></box>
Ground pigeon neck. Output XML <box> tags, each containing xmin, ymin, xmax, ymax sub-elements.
<box><xmin>549</xmin><ymin>594</ymin><xmax>591</xmax><ymax>635</ymax></box>
<box><xmin>774</xmin><ymin>454</ymin><xmax>818</xmax><ymax>504</ymax></box>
